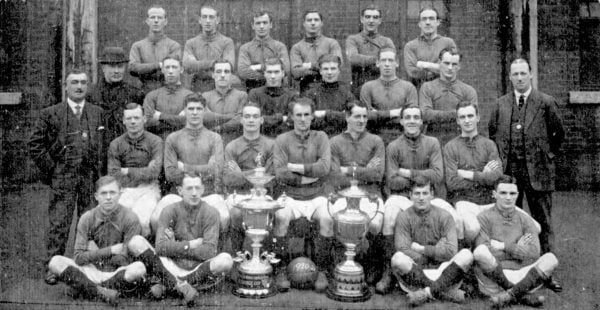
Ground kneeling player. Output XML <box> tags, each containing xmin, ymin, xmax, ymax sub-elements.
<box><xmin>473</xmin><ymin>177</ymin><xmax>560</xmax><ymax>307</ymax></box>
<box><xmin>129</xmin><ymin>173</ymin><xmax>233</xmax><ymax>306</ymax></box>
<box><xmin>390</xmin><ymin>176</ymin><xmax>473</xmax><ymax>306</ymax></box>
<box><xmin>47</xmin><ymin>176</ymin><xmax>146</xmax><ymax>305</ymax></box>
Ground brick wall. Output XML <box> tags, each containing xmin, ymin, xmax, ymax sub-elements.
<box><xmin>1</xmin><ymin>0</ymin><xmax>597</xmax><ymax>190</ymax></box>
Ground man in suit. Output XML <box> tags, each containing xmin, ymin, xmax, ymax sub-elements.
<box><xmin>29</xmin><ymin>69</ymin><xmax>107</xmax><ymax>285</ymax></box>
<box><xmin>488</xmin><ymin>58</ymin><xmax>564</xmax><ymax>255</ymax></box>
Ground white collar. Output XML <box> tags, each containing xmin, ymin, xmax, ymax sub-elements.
<box><xmin>514</xmin><ymin>87</ymin><xmax>532</xmax><ymax>102</ymax></box>
<box><xmin>67</xmin><ymin>98</ymin><xmax>85</xmax><ymax>113</ymax></box>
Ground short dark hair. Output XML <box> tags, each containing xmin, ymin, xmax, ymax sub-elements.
<box><xmin>177</xmin><ymin>172</ymin><xmax>203</xmax><ymax>187</ymax></box>
<box><xmin>252</xmin><ymin>10</ymin><xmax>272</xmax><ymax>22</ymax></box>
<box><xmin>288</xmin><ymin>96</ymin><xmax>315</xmax><ymax>115</ymax></box>
<box><xmin>419</xmin><ymin>7</ymin><xmax>440</xmax><ymax>20</ymax></box>
<box><xmin>455</xmin><ymin>101</ymin><xmax>478</xmax><ymax>115</ymax></box>
<box><xmin>148</xmin><ymin>5</ymin><xmax>167</xmax><ymax>18</ymax></box>
<box><xmin>410</xmin><ymin>175</ymin><xmax>433</xmax><ymax>193</ymax></box>
<box><xmin>494</xmin><ymin>175</ymin><xmax>517</xmax><ymax>190</ymax></box>
<box><xmin>65</xmin><ymin>68</ymin><xmax>88</xmax><ymax>83</ymax></box>
<box><xmin>264</xmin><ymin>57</ymin><xmax>285</xmax><ymax>71</ymax></box>
<box><xmin>303</xmin><ymin>9</ymin><xmax>322</xmax><ymax>21</ymax></box>
<box><xmin>200</xmin><ymin>5</ymin><xmax>219</xmax><ymax>17</ymax></box>
<box><xmin>317</xmin><ymin>54</ymin><xmax>341</xmax><ymax>68</ymax></box>
<box><xmin>183</xmin><ymin>93</ymin><xmax>207</xmax><ymax>108</ymax></box>
<box><xmin>162</xmin><ymin>55</ymin><xmax>182</xmax><ymax>66</ymax></box>
<box><xmin>210</xmin><ymin>59</ymin><xmax>233</xmax><ymax>72</ymax></box>
<box><xmin>243</xmin><ymin>101</ymin><xmax>262</xmax><ymax>115</ymax></box>
<box><xmin>400</xmin><ymin>104</ymin><xmax>422</xmax><ymax>119</ymax></box>
<box><xmin>95</xmin><ymin>175</ymin><xmax>121</xmax><ymax>192</ymax></box>
<box><xmin>438</xmin><ymin>47</ymin><xmax>461</xmax><ymax>62</ymax></box>
<box><xmin>361</xmin><ymin>5</ymin><xmax>382</xmax><ymax>17</ymax></box>
<box><xmin>344</xmin><ymin>100</ymin><xmax>368</xmax><ymax>116</ymax></box>
<box><xmin>378</xmin><ymin>47</ymin><xmax>397</xmax><ymax>60</ymax></box>
<box><xmin>124</xmin><ymin>102</ymin><xmax>144</xmax><ymax>114</ymax></box>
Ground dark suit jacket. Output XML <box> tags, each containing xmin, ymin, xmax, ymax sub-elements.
<box><xmin>29</xmin><ymin>101</ymin><xmax>107</xmax><ymax>183</ymax></box>
<box><xmin>488</xmin><ymin>89</ymin><xmax>564</xmax><ymax>191</ymax></box>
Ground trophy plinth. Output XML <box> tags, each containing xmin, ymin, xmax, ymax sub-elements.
<box><xmin>232</xmin><ymin>166</ymin><xmax>283</xmax><ymax>299</ymax></box>
<box><xmin>326</xmin><ymin>179</ymin><xmax>378</xmax><ymax>302</ymax></box>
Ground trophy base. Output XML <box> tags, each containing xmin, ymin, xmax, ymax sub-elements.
<box><xmin>232</xmin><ymin>268</ymin><xmax>278</xmax><ymax>299</ymax></box>
<box><xmin>326</xmin><ymin>285</ymin><xmax>372</xmax><ymax>302</ymax></box>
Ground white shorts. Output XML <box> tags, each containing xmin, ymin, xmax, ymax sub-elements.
<box><xmin>474</xmin><ymin>263</ymin><xmax>542</xmax><ymax>296</ymax></box>
<box><xmin>119</xmin><ymin>182</ymin><xmax>161</xmax><ymax>237</ymax></box>
<box><xmin>279</xmin><ymin>196</ymin><xmax>328</xmax><ymax>220</ymax></box>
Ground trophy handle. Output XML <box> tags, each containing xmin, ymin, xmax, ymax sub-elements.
<box><xmin>326</xmin><ymin>192</ymin><xmax>339</xmax><ymax>218</ymax></box>
<box><xmin>367</xmin><ymin>195</ymin><xmax>382</xmax><ymax>223</ymax></box>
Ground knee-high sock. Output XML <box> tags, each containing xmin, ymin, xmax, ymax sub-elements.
<box><xmin>430</xmin><ymin>262</ymin><xmax>464</xmax><ymax>297</ymax></box>
<box><xmin>483</xmin><ymin>264</ymin><xmax>513</xmax><ymax>290</ymax></box>
<box><xmin>230</xmin><ymin>226</ymin><xmax>246</xmax><ymax>254</ymax></box>
<box><xmin>272</xmin><ymin>236</ymin><xmax>290</xmax><ymax>273</ymax></box>
<box><xmin>100</xmin><ymin>269</ymin><xmax>137</xmax><ymax>292</ymax></box>
<box><xmin>218</xmin><ymin>229</ymin><xmax>230</xmax><ymax>253</ymax></box>
<box><xmin>509</xmin><ymin>267</ymin><xmax>546</xmax><ymax>299</ymax></box>
<box><xmin>398</xmin><ymin>263</ymin><xmax>432</xmax><ymax>288</ymax></box>
<box><xmin>138</xmin><ymin>249</ymin><xmax>177</xmax><ymax>288</ymax></box>
<box><xmin>314</xmin><ymin>235</ymin><xmax>334</xmax><ymax>274</ymax></box>
<box><xmin>181</xmin><ymin>261</ymin><xmax>213</xmax><ymax>286</ymax></box>
<box><xmin>59</xmin><ymin>266</ymin><xmax>99</xmax><ymax>298</ymax></box>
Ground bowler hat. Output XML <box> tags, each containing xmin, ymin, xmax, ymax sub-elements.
<box><xmin>99</xmin><ymin>47</ymin><xmax>129</xmax><ymax>64</ymax></box>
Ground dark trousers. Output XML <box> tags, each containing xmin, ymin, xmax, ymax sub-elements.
<box><xmin>47</xmin><ymin>168</ymin><xmax>96</xmax><ymax>260</ymax></box>
<box><xmin>509</xmin><ymin>161</ymin><xmax>555</xmax><ymax>254</ymax></box>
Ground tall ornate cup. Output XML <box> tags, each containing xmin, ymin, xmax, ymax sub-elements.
<box><xmin>326</xmin><ymin>179</ymin><xmax>380</xmax><ymax>302</ymax></box>
<box><xmin>232</xmin><ymin>167</ymin><xmax>283</xmax><ymax>298</ymax></box>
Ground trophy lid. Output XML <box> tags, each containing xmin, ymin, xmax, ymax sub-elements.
<box><xmin>337</xmin><ymin>179</ymin><xmax>369</xmax><ymax>199</ymax></box>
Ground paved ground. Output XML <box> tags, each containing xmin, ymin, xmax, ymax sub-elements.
<box><xmin>0</xmin><ymin>183</ymin><xmax>598</xmax><ymax>309</ymax></box>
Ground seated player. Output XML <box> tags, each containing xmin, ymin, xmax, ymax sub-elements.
<box><xmin>273</xmin><ymin>97</ymin><xmax>332</xmax><ymax>292</ymax></box>
<box><xmin>156</xmin><ymin>93</ymin><xmax>229</xmax><ymax>247</ymax></box>
<box><xmin>248</xmin><ymin>57</ymin><xmax>298</xmax><ymax>137</ymax></box>
<box><xmin>325</xmin><ymin>100</ymin><xmax>385</xmax><ymax>283</ymax></box>
<box><xmin>223</xmin><ymin>102</ymin><xmax>276</xmax><ymax>255</ymax></box>
<box><xmin>108</xmin><ymin>103</ymin><xmax>163</xmax><ymax>237</ymax></box>
<box><xmin>443</xmin><ymin>101</ymin><xmax>502</xmax><ymax>244</ymax></box>
<box><xmin>378</xmin><ymin>105</ymin><xmax>457</xmax><ymax>294</ymax></box>
<box><xmin>473</xmin><ymin>176</ymin><xmax>560</xmax><ymax>307</ymax></box>
<box><xmin>128</xmin><ymin>173</ymin><xmax>233</xmax><ymax>306</ymax></box>
<box><xmin>47</xmin><ymin>176</ymin><xmax>146</xmax><ymax>305</ymax></box>
<box><xmin>391</xmin><ymin>176</ymin><xmax>473</xmax><ymax>306</ymax></box>
<box><xmin>304</xmin><ymin>54</ymin><xmax>355</xmax><ymax>136</ymax></box>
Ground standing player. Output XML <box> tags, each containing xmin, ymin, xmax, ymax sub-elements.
<box><xmin>473</xmin><ymin>177</ymin><xmax>560</xmax><ymax>307</ymax></box>
<box><xmin>419</xmin><ymin>48</ymin><xmax>477</xmax><ymax>147</ymax></box>
<box><xmin>404</xmin><ymin>7</ymin><xmax>457</xmax><ymax>88</ymax></box>
<box><xmin>360</xmin><ymin>48</ymin><xmax>417</xmax><ymax>145</ymax></box>
<box><xmin>108</xmin><ymin>103</ymin><xmax>163</xmax><ymax>237</ymax></box>
<box><xmin>46</xmin><ymin>176</ymin><xmax>146</xmax><ymax>305</ymax></box>
<box><xmin>346</xmin><ymin>5</ymin><xmax>395</xmax><ymax>97</ymax></box>
<box><xmin>183</xmin><ymin>5</ymin><xmax>242</xmax><ymax>92</ymax></box>
<box><xmin>290</xmin><ymin>9</ymin><xmax>343</xmax><ymax>93</ymax></box>
<box><xmin>129</xmin><ymin>6</ymin><xmax>182</xmax><ymax>93</ymax></box>
<box><xmin>390</xmin><ymin>176</ymin><xmax>473</xmax><ymax>306</ymax></box>
<box><xmin>237</xmin><ymin>10</ymin><xmax>290</xmax><ymax>91</ymax></box>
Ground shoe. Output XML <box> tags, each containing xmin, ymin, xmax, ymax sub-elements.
<box><xmin>546</xmin><ymin>277</ymin><xmax>563</xmax><ymax>293</ymax></box>
<box><xmin>407</xmin><ymin>288</ymin><xmax>431</xmax><ymax>306</ymax></box>
<box><xmin>96</xmin><ymin>286</ymin><xmax>119</xmax><ymax>306</ymax></box>
<box><xmin>276</xmin><ymin>272</ymin><xmax>290</xmax><ymax>292</ymax></box>
<box><xmin>438</xmin><ymin>288</ymin><xmax>466</xmax><ymax>303</ymax></box>
<box><xmin>519</xmin><ymin>293</ymin><xmax>545</xmax><ymax>307</ymax></box>
<box><xmin>44</xmin><ymin>270</ymin><xmax>58</xmax><ymax>285</ymax></box>
<box><xmin>491</xmin><ymin>291</ymin><xmax>515</xmax><ymax>308</ymax></box>
<box><xmin>150</xmin><ymin>283</ymin><xmax>166</xmax><ymax>299</ymax></box>
<box><xmin>375</xmin><ymin>272</ymin><xmax>393</xmax><ymax>295</ymax></box>
<box><xmin>314</xmin><ymin>272</ymin><xmax>329</xmax><ymax>293</ymax></box>
<box><xmin>176</xmin><ymin>282</ymin><xmax>198</xmax><ymax>307</ymax></box>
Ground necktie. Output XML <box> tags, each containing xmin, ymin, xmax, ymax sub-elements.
<box><xmin>518</xmin><ymin>95</ymin><xmax>525</xmax><ymax>109</ymax></box>
<box><xmin>74</xmin><ymin>104</ymin><xmax>82</xmax><ymax>120</ymax></box>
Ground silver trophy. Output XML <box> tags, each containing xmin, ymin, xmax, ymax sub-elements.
<box><xmin>232</xmin><ymin>154</ymin><xmax>284</xmax><ymax>298</ymax></box>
